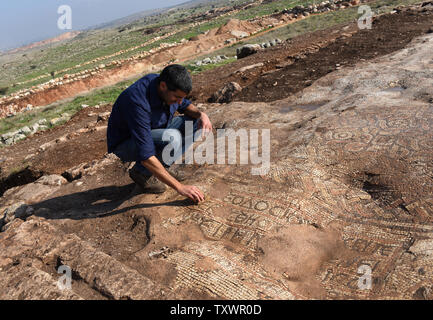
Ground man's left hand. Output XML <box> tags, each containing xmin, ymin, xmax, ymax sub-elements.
<box><xmin>198</xmin><ymin>112</ymin><xmax>213</xmax><ymax>138</ymax></box>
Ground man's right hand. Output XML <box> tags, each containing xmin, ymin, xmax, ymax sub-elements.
<box><xmin>142</xmin><ymin>157</ymin><xmax>205</xmax><ymax>203</ymax></box>
<box><xmin>177</xmin><ymin>185</ymin><xmax>205</xmax><ymax>203</ymax></box>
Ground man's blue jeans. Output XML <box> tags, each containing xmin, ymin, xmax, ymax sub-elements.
<box><xmin>112</xmin><ymin>115</ymin><xmax>199</xmax><ymax>177</ymax></box>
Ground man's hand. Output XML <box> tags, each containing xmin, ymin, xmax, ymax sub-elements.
<box><xmin>142</xmin><ymin>156</ymin><xmax>205</xmax><ymax>203</ymax></box>
<box><xmin>177</xmin><ymin>185</ymin><xmax>205</xmax><ymax>203</ymax></box>
<box><xmin>198</xmin><ymin>112</ymin><xmax>213</xmax><ymax>138</ymax></box>
<box><xmin>184</xmin><ymin>104</ymin><xmax>213</xmax><ymax>138</ymax></box>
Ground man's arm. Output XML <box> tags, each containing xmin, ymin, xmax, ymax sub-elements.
<box><xmin>124</xmin><ymin>101</ymin><xmax>205</xmax><ymax>203</ymax></box>
<box><xmin>141</xmin><ymin>156</ymin><xmax>204</xmax><ymax>203</ymax></box>
<box><xmin>183</xmin><ymin>103</ymin><xmax>202</xmax><ymax>119</ymax></box>
<box><xmin>141</xmin><ymin>104</ymin><xmax>213</xmax><ymax>203</ymax></box>
<box><xmin>183</xmin><ymin>104</ymin><xmax>213</xmax><ymax>137</ymax></box>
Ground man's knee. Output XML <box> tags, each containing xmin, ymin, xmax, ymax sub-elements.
<box><xmin>182</xmin><ymin>115</ymin><xmax>199</xmax><ymax>134</ymax></box>
<box><xmin>161</xmin><ymin>129</ymin><xmax>182</xmax><ymax>149</ymax></box>
<box><xmin>159</xmin><ymin>129</ymin><xmax>183</xmax><ymax>166</ymax></box>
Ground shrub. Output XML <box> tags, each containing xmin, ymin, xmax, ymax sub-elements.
<box><xmin>0</xmin><ymin>87</ymin><xmax>9</xmax><ymax>95</ymax></box>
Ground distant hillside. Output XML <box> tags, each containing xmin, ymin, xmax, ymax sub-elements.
<box><xmin>88</xmin><ymin>8</ymin><xmax>165</xmax><ymax>30</ymax></box>
<box><xmin>91</xmin><ymin>0</ymin><xmax>225</xmax><ymax>29</ymax></box>
<box><xmin>6</xmin><ymin>32</ymin><xmax>81</xmax><ymax>54</ymax></box>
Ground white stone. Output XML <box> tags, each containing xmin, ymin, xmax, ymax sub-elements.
<box><xmin>13</xmin><ymin>134</ymin><xmax>26</xmax><ymax>142</ymax></box>
<box><xmin>410</xmin><ymin>240</ymin><xmax>433</xmax><ymax>258</ymax></box>
<box><xmin>31</xmin><ymin>123</ymin><xmax>40</xmax><ymax>132</ymax></box>
<box><xmin>231</xmin><ymin>30</ymin><xmax>249</xmax><ymax>38</ymax></box>
<box><xmin>20</xmin><ymin>126</ymin><xmax>32</xmax><ymax>135</ymax></box>
<box><xmin>36</xmin><ymin>175</ymin><xmax>68</xmax><ymax>186</ymax></box>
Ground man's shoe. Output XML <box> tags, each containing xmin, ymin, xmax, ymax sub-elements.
<box><xmin>142</xmin><ymin>176</ymin><xmax>167</xmax><ymax>193</ymax></box>
<box><xmin>166</xmin><ymin>166</ymin><xmax>186</xmax><ymax>181</ymax></box>
<box><xmin>129</xmin><ymin>167</ymin><xmax>167</xmax><ymax>194</ymax></box>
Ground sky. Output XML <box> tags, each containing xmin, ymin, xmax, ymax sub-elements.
<box><xmin>0</xmin><ymin>0</ymin><xmax>190</xmax><ymax>51</ymax></box>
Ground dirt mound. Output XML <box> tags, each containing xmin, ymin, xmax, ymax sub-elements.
<box><xmin>215</xmin><ymin>18</ymin><xmax>257</xmax><ymax>35</ymax></box>
<box><xmin>257</xmin><ymin>224</ymin><xmax>352</xmax><ymax>297</ymax></box>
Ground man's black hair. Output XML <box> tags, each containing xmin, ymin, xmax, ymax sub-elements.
<box><xmin>158</xmin><ymin>64</ymin><xmax>192</xmax><ymax>94</ymax></box>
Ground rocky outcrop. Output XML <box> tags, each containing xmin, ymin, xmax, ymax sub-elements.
<box><xmin>209</xmin><ymin>82</ymin><xmax>242</xmax><ymax>103</ymax></box>
<box><xmin>236</xmin><ymin>44</ymin><xmax>262</xmax><ymax>59</ymax></box>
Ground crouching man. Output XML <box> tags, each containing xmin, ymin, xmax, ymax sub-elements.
<box><xmin>107</xmin><ymin>64</ymin><xmax>213</xmax><ymax>203</ymax></box>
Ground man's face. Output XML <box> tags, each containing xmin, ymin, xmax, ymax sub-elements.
<box><xmin>158</xmin><ymin>81</ymin><xmax>187</xmax><ymax>106</ymax></box>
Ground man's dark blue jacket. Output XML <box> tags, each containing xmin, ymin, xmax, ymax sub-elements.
<box><xmin>107</xmin><ymin>73</ymin><xmax>191</xmax><ymax>162</ymax></box>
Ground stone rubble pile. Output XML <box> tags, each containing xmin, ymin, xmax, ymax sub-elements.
<box><xmin>209</xmin><ymin>82</ymin><xmax>242</xmax><ymax>103</ymax></box>
<box><xmin>193</xmin><ymin>55</ymin><xmax>232</xmax><ymax>67</ymax></box>
<box><xmin>0</xmin><ymin>112</ymin><xmax>73</xmax><ymax>147</ymax></box>
<box><xmin>235</xmin><ymin>38</ymin><xmax>284</xmax><ymax>59</ymax></box>
<box><xmin>280</xmin><ymin>0</ymin><xmax>361</xmax><ymax>19</ymax></box>
<box><xmin>0</xmin><ymin>119</ymin><xmax>49</xmax><ymax>146</ymax></box>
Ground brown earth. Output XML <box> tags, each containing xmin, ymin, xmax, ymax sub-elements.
<box><xmin>190</xmin><ymin>6</ymin><xmax>433</xmax><ymax>103</ymax></box>
<box><xmin>0</xmin><ymin>2</ymin><xmax>432</xmax><ymax>300</ymax></box>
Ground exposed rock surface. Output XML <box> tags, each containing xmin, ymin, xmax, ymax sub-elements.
<box><xmin>0</xmin><ymin>22</ymin><xmax>432</xmax><ymax>300</ymax></box>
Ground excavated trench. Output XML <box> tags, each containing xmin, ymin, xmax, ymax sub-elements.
<box><xmin>356</xmin><ymin>172</ymin><xmax>402</xmax><ymax>208</ymax></box>
<box><xmin>0</xmin><ymin>167</ymin><xmax>43</xmax><ymax>197</ymax></box>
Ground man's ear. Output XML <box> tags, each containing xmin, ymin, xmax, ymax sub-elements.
<box><xmin>159</xmin><ymin>81</ymin><xmax>167</xmax><ymax>92</ymax></box>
